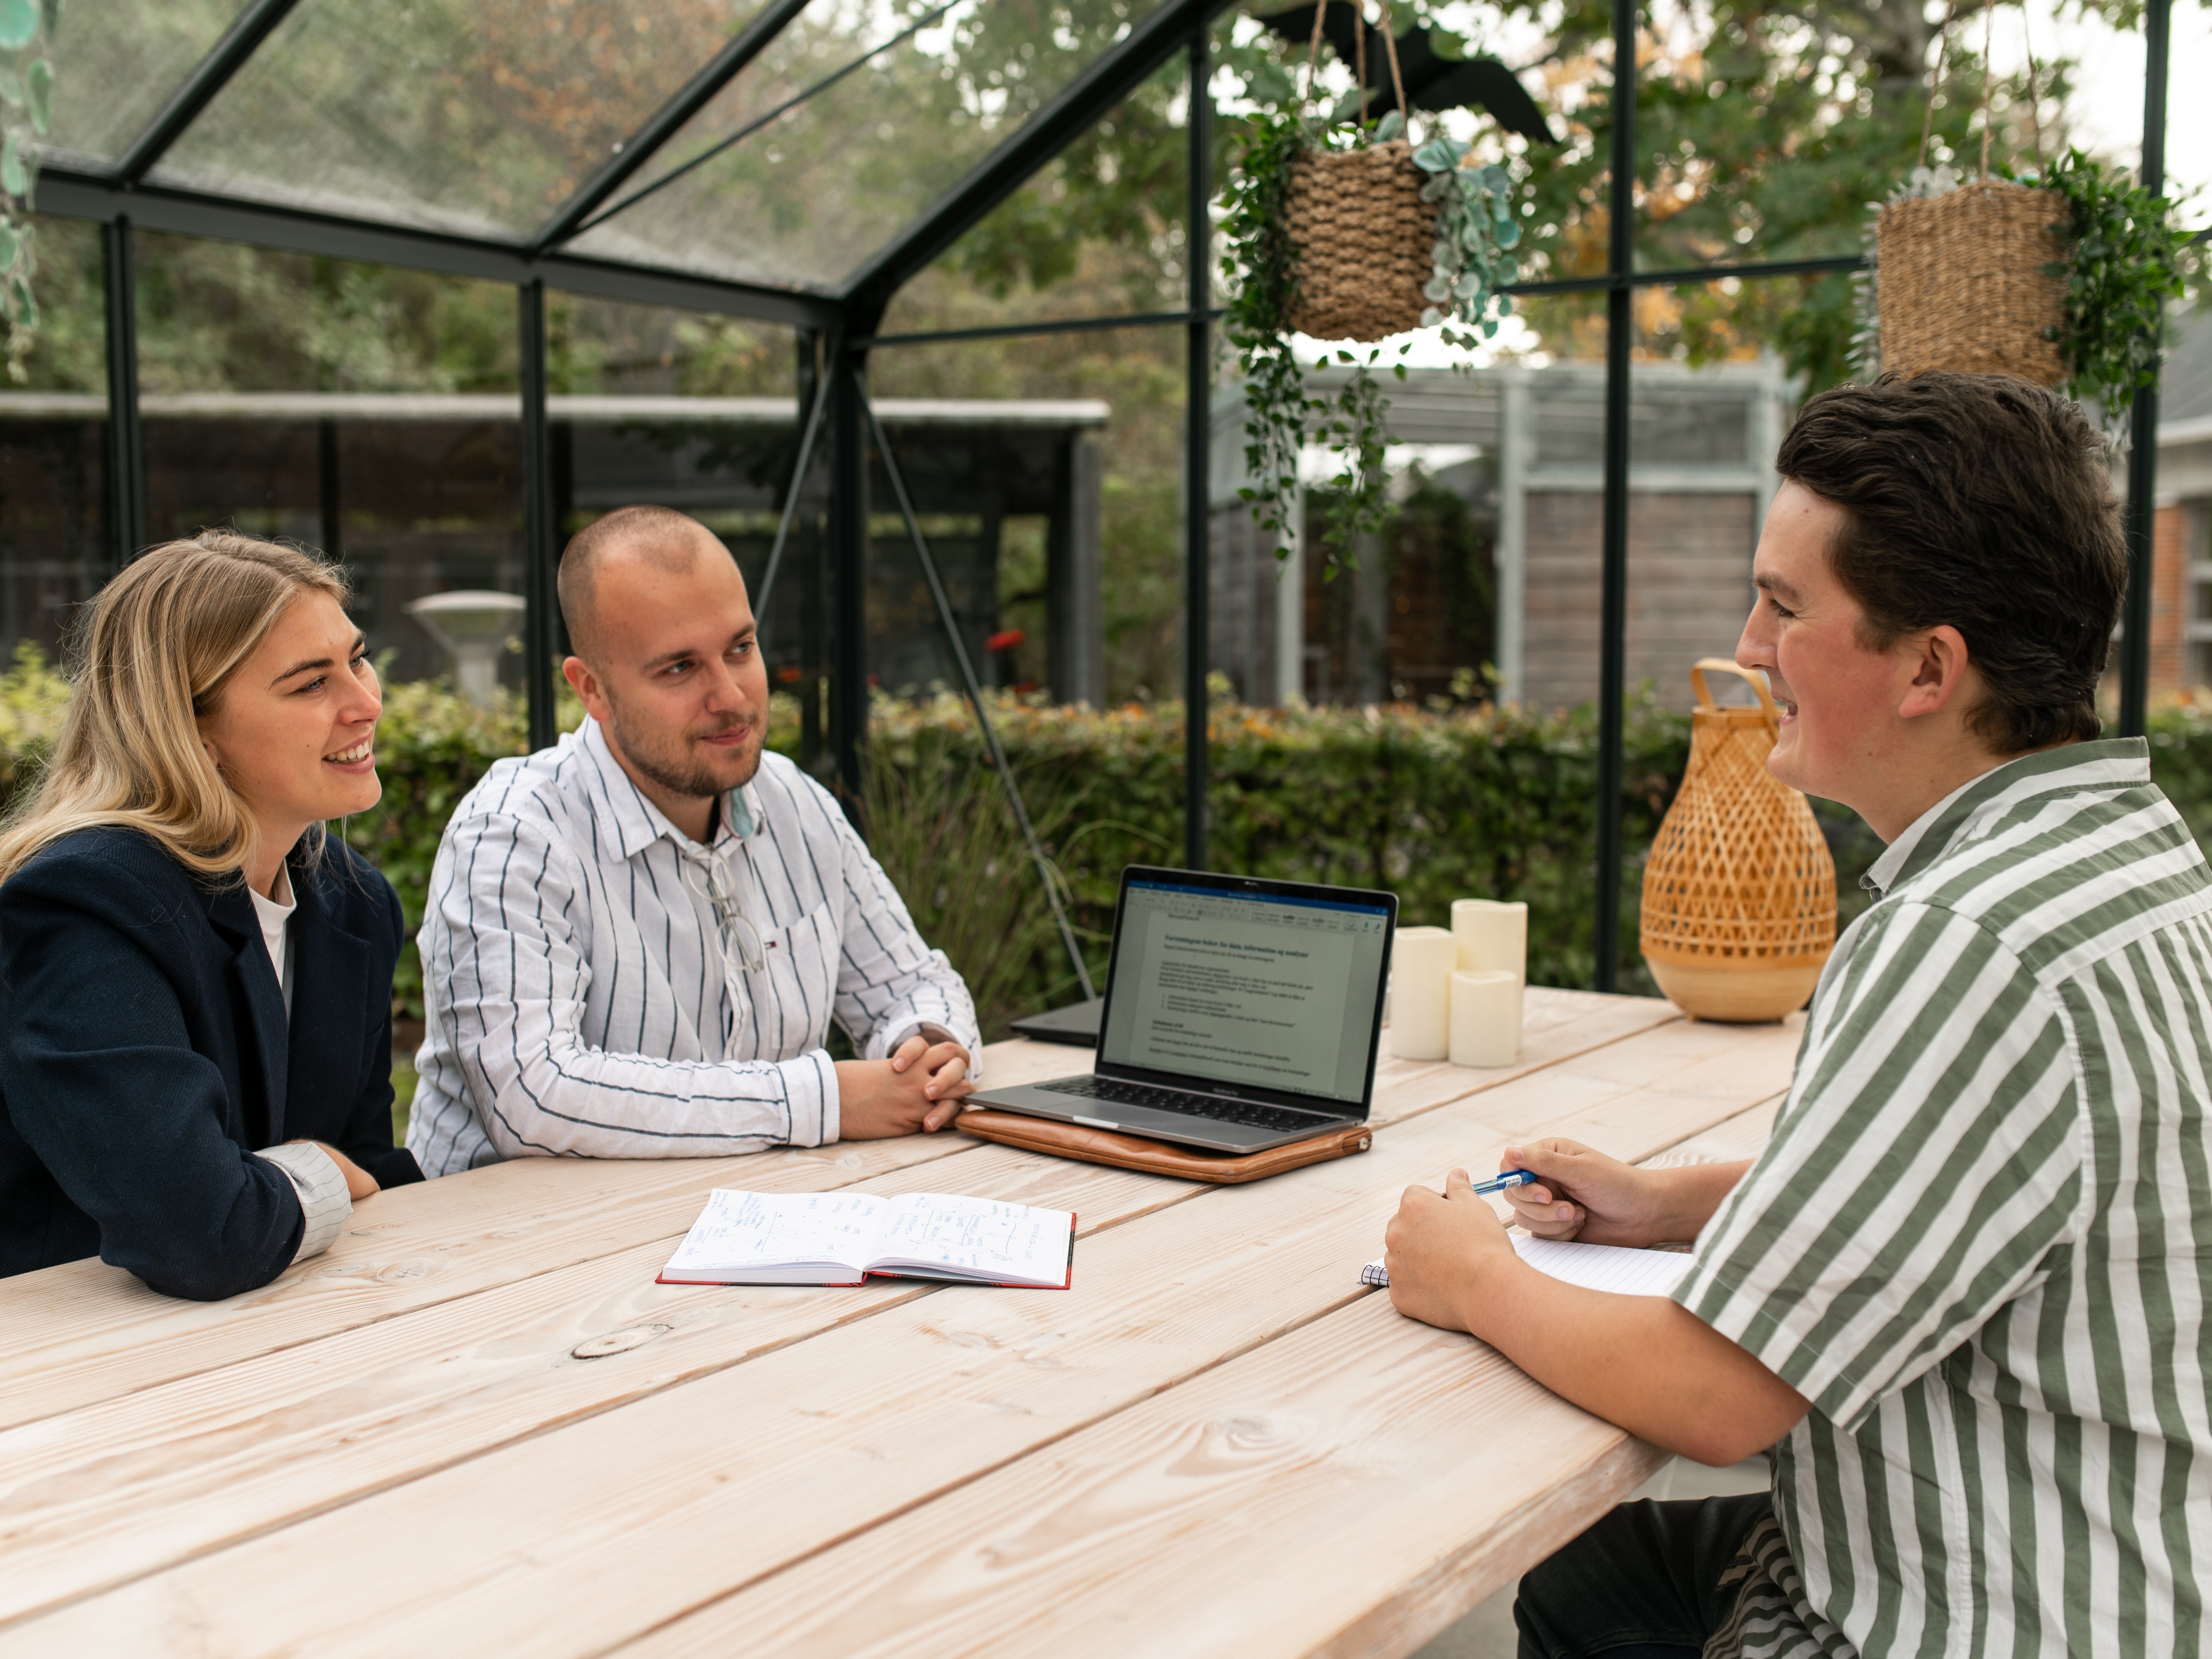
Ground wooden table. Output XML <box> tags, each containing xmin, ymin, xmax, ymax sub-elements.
<box><xmin>0</xmin><ymin>989</ymin><xmax>1799</xmax><ymax>1658</ymax></box>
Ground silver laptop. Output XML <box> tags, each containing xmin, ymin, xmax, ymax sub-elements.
<box><xmin>970</xmin><ymin>866</ymin><xmax>1398</xmax><ymax>1154</ymax></box>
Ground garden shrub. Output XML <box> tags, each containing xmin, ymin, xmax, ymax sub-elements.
<box><xmin>5</xmin><ymin>646</ymin><xmax>2210</xmax><ymax>1041</ymax></box>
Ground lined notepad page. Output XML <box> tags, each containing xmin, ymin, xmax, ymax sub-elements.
<box><xmin>1360</xmin><ymin>1235</ymin><xmax>1694</xmax><ymax>1296</ymax></box>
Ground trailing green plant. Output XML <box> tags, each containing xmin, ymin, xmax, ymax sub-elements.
<box><xmin>2031</xmin><ymin>148</ymin><xmax>2196</xmax><ymax>429</ymax></box>
<box><xmin>1220</xmin><ymin>106</ymin><xmax>1313</xmax><ymax>563</ymax></box>
<box><xmin>0</xmin><ymin>0</ymin><xmax>55</xmax><ymax>377</ymax></box>
<box><xmin>1223</xmin><ymin>20</ymin><xmax>1527</xmax><ymax>576</ymax></box>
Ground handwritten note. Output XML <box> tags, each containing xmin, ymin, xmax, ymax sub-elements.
<box><xmin>875</xmin><ymin>1193</ymin><xmax>1072</xmax><ymax>1284</ymax></box>
<box><xmin>662</xmin><ymin>1190</ymin><xmax>881</xmax><ymax>1279</ymax></box>
<box><xmin>1359</xmin><ymin>1235</ymin><xmax>1693</xmax><ymax>1296</ymax></box>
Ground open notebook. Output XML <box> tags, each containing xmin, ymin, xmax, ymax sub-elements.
<box><xmin>659</xmin><ymin>1189</ymin><xmax>1077</xmax><ymax>1288</ymax></box>
<box><xmin>1361</xmin><ymin>1234</ymin><xmax>1693</xmax><ymax>1297</ymax></box>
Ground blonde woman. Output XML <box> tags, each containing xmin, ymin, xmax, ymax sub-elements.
<box><xmin>0</xmin><ymin>532</ymin><xmax>419</xmax><ymax>1298</ymax></box>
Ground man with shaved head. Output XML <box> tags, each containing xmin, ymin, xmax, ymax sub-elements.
<box><xmin>406</xmin><ymin>504</ymin><xmax>980</xmax><ymax>1174</ymax></box>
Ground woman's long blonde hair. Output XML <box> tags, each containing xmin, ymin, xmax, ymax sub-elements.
<box><xmin>0</xmin><ymin>531</ymin><xmax>351</xmax><ymax>887</ymax></box>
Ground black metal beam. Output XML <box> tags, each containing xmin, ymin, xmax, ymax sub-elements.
<box><xmin>575</xmin><ymin>2</ymin><xmax>959</xmax><ymax>244</ymax></box>
<box><xmin>828</xmin><ymin>336</ymin><xmax>870</xmax><ymax>817</ymax></box>
<box><xmin>1594</xmin><ymin>0</ymin><xmax>1636</xmax><ymax>994</ymax></box>
<box><xmin>519</xmin><ymin>280</ymin><xmax>559</xmax><ymax>753</ymax></box>
<box><xmin>101</xmin><ymin>218</ymin><xmax>145</xmax><ymax>571</ymax></box>
<box><xmin>116</xmin><ymin>0</ymin><xmax>305</xmax><ymax>182</ymax></box>
<box><xmin>861</xmin><ymin>376</ymin><xmax>1096</xmax><ymax>997</ymax></box>
<box><xmin>1183</xmin><ymin>22</ymin><xmax>1212</xmax><ymax>873</ymax></box>
<box><xmin>844</xmin><ymin>0</ymin><xmax>1238</xmax><ymax>318</ymax></box>
<box><xmin>1508</xmin><ymin>252</ymin><xmax>1865</xmax><ymax>297</ymax></box>
<box><xmin>858</xmin><ymin>307</ymin><xmax>1223</xmax><ymax>349</ymax></box>
<box><xmin>2119</xmin><ymin>0</ymin><xmax>2170</xmax><ymax>738</ymax></box>
<box><xmin>854</xmin><ymin>252</ymin><xmax>1869</xmax><ymax>347</ymax></box>
<box><xmin>530</xmin><ymin>0</ymin><xmax>813</xmax><ymax>254</ymax></box>
<box><xmin>38</xmin><ymin>169</ymin><xmax>841</xmax><ymax>331</ymax></box>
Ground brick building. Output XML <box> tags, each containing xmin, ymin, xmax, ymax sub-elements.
<box><xmin>2150</xmin><ymin>309</ymin><xmax>2212</xmax><ymax>694</ymax></box>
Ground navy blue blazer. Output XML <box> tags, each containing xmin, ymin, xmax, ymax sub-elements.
<box><xmin>0</xmin><ymin>826</ymin><xmax>421</xmax><ymax>1298</ymax></box>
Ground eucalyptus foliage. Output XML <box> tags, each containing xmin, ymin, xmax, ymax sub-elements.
<box><xmin>1413</xmin><ymin>137</ymin><xmax>1521</xmax><ymax>343</ymax></box>
<box><xmin>0</xmin><ymin>0</ymin><xmax>54</xmax><ymax>376</ymax></box>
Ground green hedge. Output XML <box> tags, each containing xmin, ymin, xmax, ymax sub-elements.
<box><xmin>3</xmin><ymin>646</ymin><xmax>2208</xmax><ymax>1041</ymax></box>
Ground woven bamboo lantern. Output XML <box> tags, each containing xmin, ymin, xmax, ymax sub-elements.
<box><xmin>1876</xmin><ymin>177</ymin><xmax>2066</xmax><ymax>383</ymax></box>
<box><xmin>1283</xmin><ymin>139</ymin><xmax>1436</xmax><ymax>342</ymax></box>
<box><xmin>1641</xmin><ymin>660</ymin><xmax>1836</xmax><ymax>1023</ymax></box>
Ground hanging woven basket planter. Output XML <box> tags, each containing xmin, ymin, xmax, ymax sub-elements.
<box><xmin>1222</xmin><ymin>0</ymin><xmax>1533</xmax><ymax>568</ymax></box>
<box><xmin>1875</xmin><ymin>176</ymin><xmax>2066</xmax><ymax>383</ymax></box>
<box><xmin>1640</xmin><ymin>660</ymin><xmax>1837</xmax><ymax>1024</ymax></box>
<box><xmin>1282</xmin><ymin>138</ymin><xmax>1435</xmax><ymax>343</ymax></box>
<box><xmin>1855</xmin><ymin>0</ymin><xmax>2192</xmax><ymax>418</ymax></box>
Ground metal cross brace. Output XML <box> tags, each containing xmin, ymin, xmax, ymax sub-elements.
<box><xmin>856</xmin><ymin>371</ymin><xmax>1097</xmax><ymax>1002</ymax></box>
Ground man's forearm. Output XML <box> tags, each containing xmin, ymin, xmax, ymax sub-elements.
<box><xmin>1456</xmin><ymin>1254</ymin><xmax>1807</xmax><ymax>1465</ymax></box>
<box><xmin>1650</xmin><ymin>1159</ymin><xmax>1755</xmax><ymax>1242</ymax></box>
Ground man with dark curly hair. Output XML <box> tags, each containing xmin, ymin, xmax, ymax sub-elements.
<box><xmin>1385</xmin><ymin>372</ymin><xmax>2208</xmax><ymax>1659</ymax></box>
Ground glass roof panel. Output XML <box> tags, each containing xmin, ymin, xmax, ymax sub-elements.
<box><xmin>146</xmin><ymin>0</ymin><xmax>773</xmax><ymax>240</ymax></box>
<box><xmin>565</xmin><ymin>0</ymin><xmax>1169</xmax><ymax>294</ymax></box>
<box><xmin>41</xmin><ymin>0</ymin><xmax>253</xmax><ymax>167</ymax></box>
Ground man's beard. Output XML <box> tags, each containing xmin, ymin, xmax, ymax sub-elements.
<box><xmin>604</xmin><ymin>701</ymin><xmax>762</xmax><ymax>801</ymax></box>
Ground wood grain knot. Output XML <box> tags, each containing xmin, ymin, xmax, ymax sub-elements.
<box><xmin>571</xmin><ymin>1323</ymin><xmax>673</xmax><ymax>1359</ymax></box>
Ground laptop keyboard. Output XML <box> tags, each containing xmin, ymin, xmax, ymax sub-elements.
<box><xmin>1042</xmin><ymin>1075</ymin><xmax>1341</xmax><ymax>1135</ymax></box>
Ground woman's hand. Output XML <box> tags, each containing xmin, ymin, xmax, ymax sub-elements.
<box><xmin>310</xmin><ymin>1142</ymin><xmax>380</xmax><ymax>1201</ymax></box>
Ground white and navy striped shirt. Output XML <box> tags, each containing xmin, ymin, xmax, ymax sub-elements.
<box><xmin>406</xmin><ymin>719</ymin><xmax>978</xmax><ymax>1177</ymax></box>
<box><xmin>1680</xmin><ymin>738</ymin><xmax>2212</xmax><ymax>1658</ymax></box>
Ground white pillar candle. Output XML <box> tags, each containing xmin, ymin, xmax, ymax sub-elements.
<box><xmin>1453</xmin><ymin>898</ymin><xmax>1528</xmax><ymax>981</ymax></box>
<box><xmin>1450</xmin><ymin>969</ymin><xmax>1523</xmax><ymax>1068</ymax></box>
<box><xmin>1388</xmin><ymin>926</ymin><xmax>1456</xmax><ymax>1062</ymax></box>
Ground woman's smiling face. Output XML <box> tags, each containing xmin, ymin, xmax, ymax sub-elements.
<box><xmin>196</xmin><ymin>589</ymin><xmax>383</xmax><ymax>866</ymax></box>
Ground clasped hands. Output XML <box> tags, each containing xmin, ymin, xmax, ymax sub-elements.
<box><xmin>835</xmin><ymin>1032</ymin><xmax>977</xmax><ymax>1138</ymax></box>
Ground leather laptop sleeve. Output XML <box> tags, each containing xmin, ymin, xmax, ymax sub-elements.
<box><xmin>955</xmin><ymin>1109</ymin><xmax>1373</xmax><ymax>1184</ymax></box>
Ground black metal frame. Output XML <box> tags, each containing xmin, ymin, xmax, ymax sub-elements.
<box><xmin>527</xmin><ymin>0</ymin><xmax>815</xmax><ymax>254</ymax></box>
<box><xmin>100</xmin><ymin>217</ymin><xmax>143</xmax><ymax>571</ymax></box>
<box><xmin>56</xmin><ymin>0</ymin><xmax>2176</xmax><ymax>991</ymax></box>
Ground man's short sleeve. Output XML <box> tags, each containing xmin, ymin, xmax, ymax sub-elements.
<box><xmin>1673</xmin><ymin>899</ymin><xmax>2086</xmax><ymax>1433</ymax></box>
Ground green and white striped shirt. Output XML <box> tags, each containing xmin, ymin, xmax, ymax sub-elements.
<box><xmin>1677</xmin><ymin>738</ymin><xmax>2212</xmax><ymax>1658</ymax></box>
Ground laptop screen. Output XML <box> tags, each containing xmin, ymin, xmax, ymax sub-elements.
<box><xmin>1097</xmin><ymin>874</ymin><xmax>1394</xmax><ymax>1110</ymax></box>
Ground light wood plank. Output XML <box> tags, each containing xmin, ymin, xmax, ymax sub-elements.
<box><xmin>0</xmin><ymin>993</ymin><xmax>1677</xmax><ymax>1625</ymax></box>
<box><xmin>1644</xmin><ymin>1094</ymin><xmax>1783</xmax><ymax>1167</ymax></box>
<box><xmin>0</xmin><ymin>1021</ymin><xmax>1773</xmax><ymax>1659</ymax></box>
<box><xmin>0</xmin><ymin>1146</ymin><xmax>1195</xmax><ymax>1625</ymax></box>
<box><xmin>618</xmin><ymin>1060</ymin><xmax>1797</xmax><ymax>1659</ymax></box>
<box><xmin>1460</xmin><ymin>1016</ymin><xmax>1800</xmax><ymax>1149</ymax></box>
<box><xmin>0</xmin><ymin>994</ymin><xmax>1665</xmax><ymax>1433</ymax></box>
<box><xmin>614</xmin><ymin>1294</ymin><xmax>1672</xmax><ymax>1659</ymax></box>
<box><xmin>0</xmin><ymin>1132</ymin><xmax>977</xmax><ymax>1434</ymax></box>
<box><xmin>981</xmin><ymin>987</ymin><xmax>1675</xmax><ymax>1103</ymax></box>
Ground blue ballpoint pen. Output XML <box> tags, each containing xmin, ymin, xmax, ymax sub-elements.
<box><xmin>1469</xmin><ymin>1170</ymin><xmax>1537</xmax><ymax>1195</ymax></box>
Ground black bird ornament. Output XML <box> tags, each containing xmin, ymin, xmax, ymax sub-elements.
<box><xmin>1256</xmin><ymin>4</ymin><xmax>1557</xmax><ymax>144</ymax></box>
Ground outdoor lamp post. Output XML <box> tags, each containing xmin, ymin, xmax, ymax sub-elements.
<box><xmin>407</xmin><ymin>590</ymin><xmax>527</xmax><ymax>707</ymax></box>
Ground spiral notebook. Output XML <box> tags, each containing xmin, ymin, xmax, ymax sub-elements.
<box><xmin>1361</xmin><ymin>1234</ymin><xmax>1693</xmax><ymax>1296</ymax></box>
